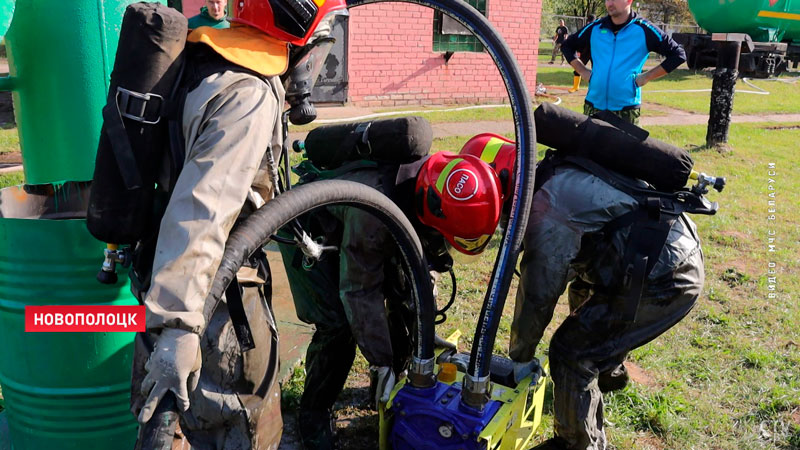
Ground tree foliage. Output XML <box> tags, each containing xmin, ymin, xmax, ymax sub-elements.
<box><xmin>542</xmin><ymin>0</ymin><xmax>696</xmax><ymax>24</ymax></box>
<box><xmin>641</xmin><ymin>0</ymin><xmax>695</xmax><ymax>24</ymax></box>
<box><xmin>542</xmin><ymin>0</ymin><xmax>605</xmax><ymax>19</ymax></box>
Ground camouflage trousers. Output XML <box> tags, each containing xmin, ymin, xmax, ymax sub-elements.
<box><xmin>583</xmin><ymin>102</ymin><xmax>641</xmax><ymax>126</ymax></box>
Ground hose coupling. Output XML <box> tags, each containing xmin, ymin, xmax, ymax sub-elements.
<box><xmin>461</xmin><ymin>374</ymin><xmax>491</xmax><ymax>409</ymax></box>
<box><xmin>97</xmin><ymin>244</ymin><xmax>129</xmax><ymax>285</ymax></box>
<box><xmin>408</xmin><ymin>357</ymin><xmax>436</xmax><ymax>388</ymax></box>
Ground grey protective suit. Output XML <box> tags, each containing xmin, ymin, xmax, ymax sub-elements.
<box><xmin>510</xmin><ymin>166</ymin><xmax>704</xmax><ymax>450</ymax></box>
<box><xmin>131</xmin><ymin>65</ymin><xmax>286</xmax><ymax>449</ymax></box>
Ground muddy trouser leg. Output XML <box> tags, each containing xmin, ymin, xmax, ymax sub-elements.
<box><xmin>548</xmin><ymin>252</ymin><xmax>703</xmax><ymax>449</ymax></box>
<box><xmin>132</xmin><ymin>284</ymin><xmax>282</xmax><ymax>450</ymax></box>
<box><xmin>298</xmin><ymin>324</ymin><xmax>356</xmax><ymax>450</ymax></box>
<box><xmin>567</xmin><ymin>278</ymin><xmax>592</xmax><ymax>313</ymax></box>
<box><xmin>300</xmin><ymin>324</ymin><xmax>357</xmax><ymax>413</ymax></box>
<box><xmin>568</xmin><ymin>280</ymin><xmax>628</xmax><ymax>392</ymax></box>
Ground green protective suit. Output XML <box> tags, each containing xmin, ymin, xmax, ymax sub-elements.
<box><xmin>510</xmin><ymin>166</ymin><xmax>704</xmax><ymax>450</ymax></box>
<box><xmin>187</xmin><ymin>6</ymin><xmax>230</xmax><ymax>30</ymax></box>
<box><xmin>279</xmin><ymin>159</ymin><xmax>440</xmax><ymax>444</ymax></box>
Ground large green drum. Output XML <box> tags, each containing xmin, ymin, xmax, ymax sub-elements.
<box><xmin>689</xmin><ymin>0</ymin><xmax>800</xmax><ymax>42</ymax></box>
<box><xmin>0</xmin><ymin>184</ymin><xmax>138</xmax><ymax>450</ymax></box>
<box><xmin>1</xmin><ymin>0</ymin><xmax>165</xmax><ymax>184</ymax></box>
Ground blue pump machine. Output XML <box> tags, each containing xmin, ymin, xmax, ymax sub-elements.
<box><xmin>344</xmin><ymin>1</ymin><xmax>546</xmax><ymax>449</ymax></box>
<box><xmin>382</xmin><ymin>332</ymin><xmax>548</xmax><ymax>450</ymax></box>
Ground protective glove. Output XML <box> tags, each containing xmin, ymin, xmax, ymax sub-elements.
<box><xmin>138</xmin><ymin>328</ymin><xmax>202</xmax><ymax>424</ymax></box>
<box><xmin>434</xmin><ymin>333</ymin><xmax>457</xmax><ymax>351</ymax></box>
<box><xmin>371</xmin><ymin>366</ymin><xmax>396</xmax><ymax>408</ymax></box>
<box><xmin>512</xmin><ymin>358</ymin><xmax>540</xmax><ymax>384</ymax></box>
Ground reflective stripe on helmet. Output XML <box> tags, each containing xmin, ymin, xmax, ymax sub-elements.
<box><xmin>454</xmin><ymin>234</ymin><xmax>491</xmax><ymax>253</ymax></box>
<box><xmin>435</xmin><ymin>157</ymin><xmax>464</xmax><ymax>193</ymax></box>
<box><xmin>479</xmin><ymin>137</ymin><xmax>506</xmax><ymax>164</ymax></box>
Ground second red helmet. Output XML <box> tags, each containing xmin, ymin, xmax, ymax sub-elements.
<box><xmin>415</xmin><ymin>152</ymin><xmax>503</xmax><ymax>256</ymax></box>
<box><xmin>459</xmin><ymin>133</ymin><xmax>517</xmax><ymax>201</ymax></box>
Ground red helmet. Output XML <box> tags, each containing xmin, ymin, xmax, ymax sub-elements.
<box><xmin>459</xmin><ymin>133</ymin><xmax>517</xmax><ymax>201</ymax></box>
<box><xmin>229</xmin><ymin>0</ymin><xmax>348</xmax><ymax>46</ymax></box>
<box><xmin>415</xmin><ymin>152</ymin><xmax>503</xmax><ymax>256</ymax></box>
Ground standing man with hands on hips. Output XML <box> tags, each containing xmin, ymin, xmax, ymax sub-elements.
<box><xmin>561</xmin><ymin>0</ymin><xmax>686</xmax><ymax>124</ymax></box>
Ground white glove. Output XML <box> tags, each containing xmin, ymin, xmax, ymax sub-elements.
<box><xmin>512</xmin><ymin>359</ymin><xmax>539</xmax><ymax>384</ymax></box>
<box><xmin>372</xmin><ymin>366</ymin><xmax>396</xmax><ymax>408</ymax></box>
<box><xmin>138</xmin><ymin>328</ymin><xmax>202</xmax><ymax>424</ymax></box>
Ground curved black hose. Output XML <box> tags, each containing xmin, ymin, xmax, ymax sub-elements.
<box><xmin>202</xmin><ymin>180</ymin><xmax>436</xmax><ymax>364</ymax></box>
<box><xmin>347</xmin><ymin>0</ymin><xmax>536</xmax><ymax>385</ymax></box>
<box><xmin>434</xmin><ymin>269</ymin><xmax>457</xmax><ymax>325</ymax></box>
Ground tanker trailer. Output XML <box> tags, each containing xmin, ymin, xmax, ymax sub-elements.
<box><xmin>673</xmin><ymin>0</ymin><xmax>800</xmax><ymax>77</ymax></box>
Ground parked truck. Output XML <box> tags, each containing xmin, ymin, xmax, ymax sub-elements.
<box><xmin>673</xmin><ymin>0</ymin><xmax>800</xmax><ymax>77</ymax></box>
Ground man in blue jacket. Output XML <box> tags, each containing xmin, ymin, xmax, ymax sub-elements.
<box><xmin>561</xmin><ymin>0</ymin><xmax>686</xmax><ymax>124</ymax></box>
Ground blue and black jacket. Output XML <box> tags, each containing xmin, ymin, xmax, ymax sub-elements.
<box><xmin>561</xmin><ymin>12</ymin><xmax>686</xmax><ymax>111</ymax></box>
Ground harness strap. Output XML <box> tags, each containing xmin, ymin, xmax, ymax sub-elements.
<box><xmin>616</xmin><ymin>201</ymin><xmax>678</xmax><ymax>323</ymax></box>
<box><xmin>225</xmin><ymin>278</ymin><xmax>256</xmax><ymax>352</ymax></box>
<box><xmin>102</xmin><ymin>104</ymin><xmax>144</xmax><ymax>190</ymax></box>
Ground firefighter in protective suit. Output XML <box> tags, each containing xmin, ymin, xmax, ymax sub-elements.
<box><xmin>280</xmin><ymin>151</ymin><xmax>505</xmax><ymax>450</ymax></box>
<box><xmin>462</xmin><ymin>134</ymin><xmax>705</xmax><ymax>450</ymax></box>
<box><xmin>130</xmin><ymin>1</ymin><xmax>348</xmax><ymax>448</ymax></box>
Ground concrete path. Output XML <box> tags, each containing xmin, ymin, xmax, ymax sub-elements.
<box><xmin>286</xmin><ymin>106</ymin><xmax>800</xmax><ymax>144</ymax></box>
<box><xmin>1</xmin><ymin>110</ymin><xmax>796</xmax><ymax>175</ymax></box>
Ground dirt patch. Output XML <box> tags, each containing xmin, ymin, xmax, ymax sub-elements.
<box><xmin>625</xmin><ymin>361</ymin><xmax>658</xmax><ymax>388</ymax></box>
<box><xmin>790</xmin><ymin>407</ymin><xmax>800</xmax><ymax>426</ymax></box>
<box><xmin>0</xmin><ymin>152</ymin><xmax>21</xmax><ymax>163</ymax></box>
<box><xmin>718</xmin><ymin>230</ymin><xmax>750</xmax><ymax>241</ymax></box>
<box><xmin>635</xmin><ymin>433</ymin><xmax>666</xmax><ymax>450</ymax></box>
<box><xmin>763</xmin><ymin>125</ymin><xmax>800</xmax><ymax>130</ymax></box>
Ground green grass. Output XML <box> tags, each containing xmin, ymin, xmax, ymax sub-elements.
<box><xmin>437</xmin><ymin>122</ymin><xmax>800</xmax><ymax>449</ymax></box>
<box><xmin>0</xmin><ymin>171</ymin><xmax>22</xmax><ymax>187</ymax></box>
<box><xmin>286</xmin><ymin>68</ymin><xmax>799</xmax><ymax>138</ymax></box>
<box><xmin>538</xmin><ymin>65</ymin><xmax>800</xmax><ymax>115</ymax></box>
<box><xmin>282</xmin><ymin>121</ymin><xmax>800</xmax><ymax>449</ymax></box>
<box><xmin>645</xmin><ymin>70</ymin><xmax>800</xmax><ymax>115</ymax></box>
<box><xmin>287</xmin><ymin>104</ymin><xmax>517</xmax><ymax>133</ymax></box>
<box><xmin>0</xmin><ymin>127</ymin><xmax>20</xmax><ymax>153</ymax></box>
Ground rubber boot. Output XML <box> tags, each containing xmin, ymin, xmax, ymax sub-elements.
<box><xmin>568</xmin><ymin>75</ymin><xmax>581</xmax><ymax>93</ymax></box>
<box><xmin>529</xmin><ymin>436</ymin><xmax>570</xmax><ymax>449</ymax></box>
<box><xmin>298</xmin><ymin>409</ymin><xmax>337</xmax><ymax>450</ymax></box>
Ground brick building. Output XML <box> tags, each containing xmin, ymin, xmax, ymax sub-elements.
<box><xmin>181</xmin><ymin>0</ymin><xmax>542</xmax><ymax>107</ymax></box>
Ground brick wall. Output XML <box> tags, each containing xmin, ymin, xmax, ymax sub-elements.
<box><xmin>182</xmin><ymin>0</ymin><xmax>205</xmax><ymax>18</ymax></box>
<box><xmin>347</xmin><ymin>1</ymin><xmax>541</xmax><ymax>106</ymax></box>
<box><xmin>180</xmin><ymin>0</ymin><xmax>543</xmax><ymax>107</ymax></box>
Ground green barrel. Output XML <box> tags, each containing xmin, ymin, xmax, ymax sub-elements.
<box><xmin>689</xmin><ymin>0</ymin><xmax>800</xmax><ymax>42</ymax></box>
<box><xmin>1</xmin><ymin>0</ymin><xmax>164</xmax><ymax>184</ymax></box>
<box><xmin>0</xmin><ymin>184</ymin><xmax>138</xmax><ymax>450</ymax></box>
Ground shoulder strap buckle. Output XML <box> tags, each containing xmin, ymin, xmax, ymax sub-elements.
<box><xmin>116</xmin><ymin>87</ymin><xmax>164</xmax><ymax>125</ymax></box>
